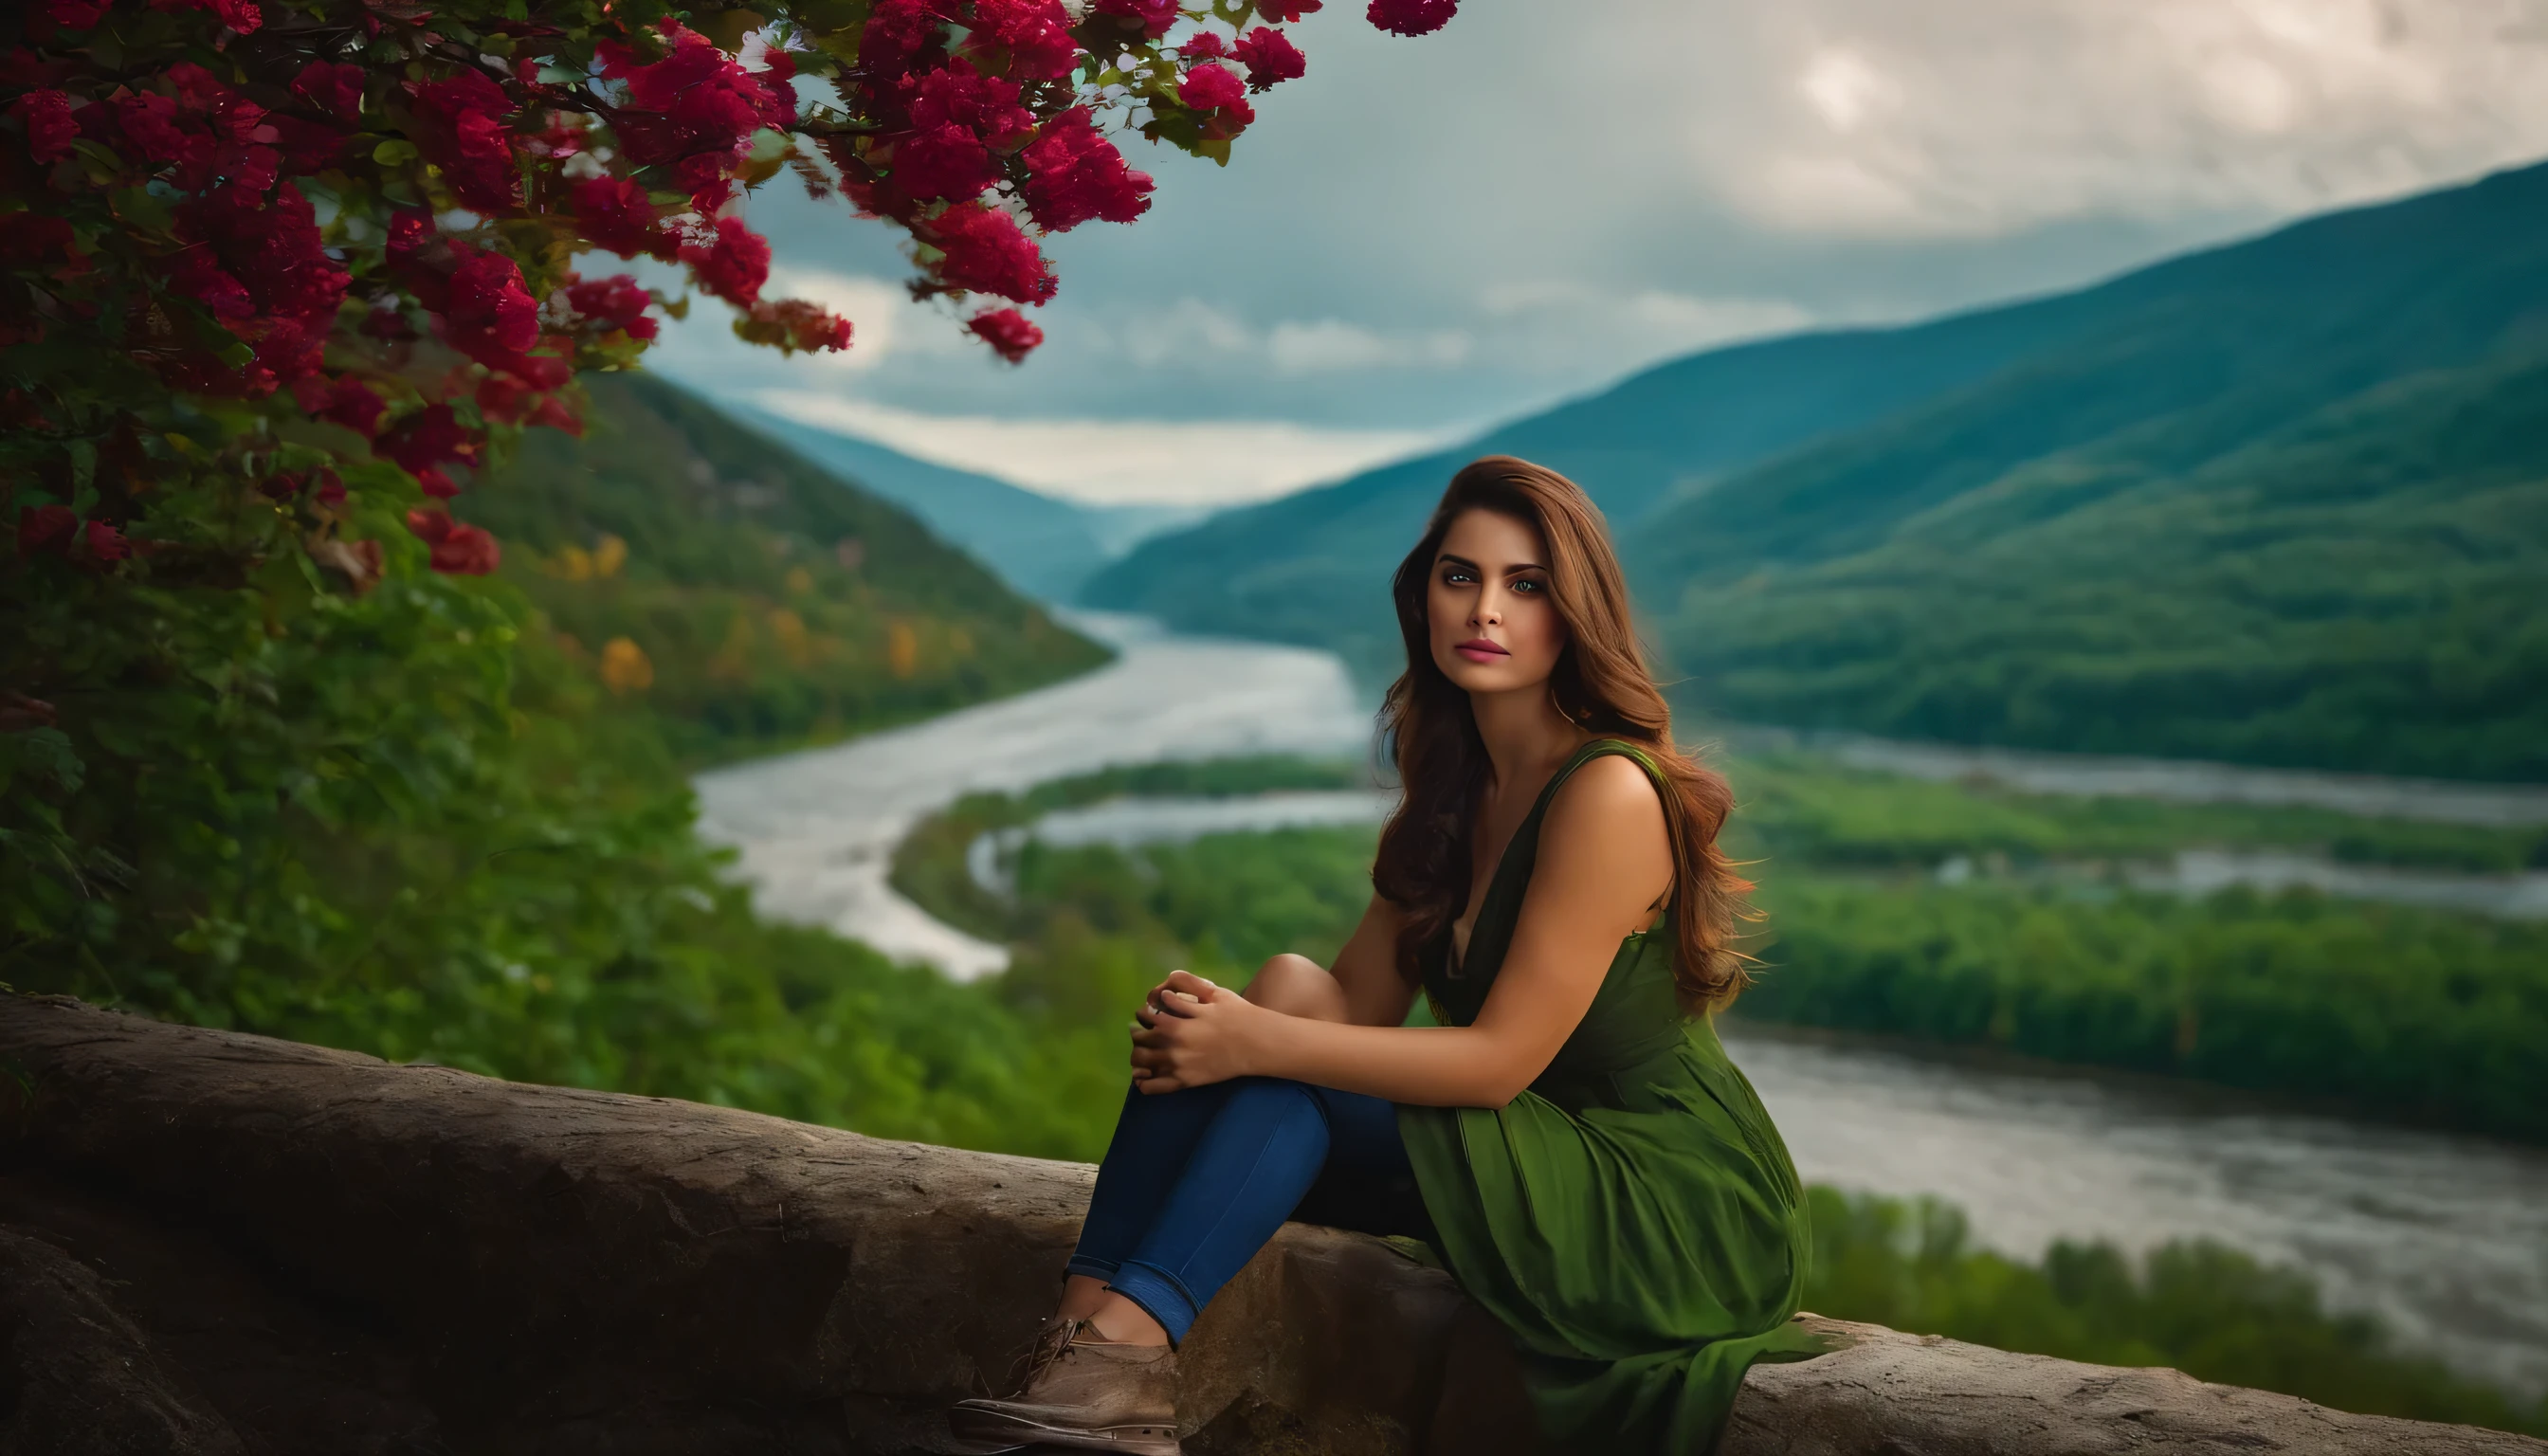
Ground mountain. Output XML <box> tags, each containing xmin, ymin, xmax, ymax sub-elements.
<box><xmin>730</xmin><ymin>406</ymin><xmax>1184</xmax><ymax>601</ymax></box>
<box><xmin>1081</xmin><ymin>159</ymin><xmax>2548</xmax><ymax>781</ymax></box>
<box><xmin>466</xmin><ymin>373</ymin><xmax>1111</xmax><ymax>764</ymax></box>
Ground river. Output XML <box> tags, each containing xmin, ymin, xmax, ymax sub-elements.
<box><xmin>694</xmin><ymin>614</ymin><xmax>2548</xmax><ymax>1401</ymax></box>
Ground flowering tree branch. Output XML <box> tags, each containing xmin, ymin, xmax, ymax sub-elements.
<box><xmin>2</xmin><ymin>0</ymin><xmax>1457</xmax><ymax>580</ymax></box>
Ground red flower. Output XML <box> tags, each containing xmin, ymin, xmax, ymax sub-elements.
<box><xmin>565</xmin><ymin>272</ymin><xmax>658</xmax><ymax>339</ymax></box>
<box><xmin>907</xmin><ymin>63</ymin><xmax>1035</xmax><ymax>147</ymax></box>
<box><xmin>604</xmin><ymin>22</ymin><xmax>791</xmax><ymax>169</ymax></box>
<box><xmin>405</xmin><ymin>508</ymin><xmax>500</xmax><ymax>574</ymax></box>
<box><xmin>46</xmin><ymin>0</ymin><xmax>114</xmax><ymax>28</ymax></box>
<box><xmin>967</xmin><ymin>0</ymin><xmax>1080</xmax><ymax>81</ymax></box>
<box><xmin>1092</xmin><ymin>0</ymin><xmax>1178</xmax><ymax>40</ymax></box>
<box><xmin>1180</xmin><ymin>32</ymin><xmax>1229</xmax><ymax>60</ymax></box>
<box><xmin>165</xmin><ymin>61</ymin><xmax>242</xmax><ymax>118</ymax></box>
<box><xmin>314</xmin><ymin>470</ymin><xmax>346</xmax><ymax>508</ymax></box>
<box><xmin>892</xmin><ymin>123</ymin><xmax>998</xmax><ymax>202</ymax></box>
<box><xmin>383</xmin><ymin>209</ymin><xmax>464</xmax><ymax>313</ymax></box>
<box><xmin>166</xmin><ymin>248</ymin><xmax>252</xmax><ymax>317</ymax></box>
<box><xmin>12</xmin><ymin>91</ymin><xmax>76</xmax><ymax>163</ymax></box>
<box><xmin>114</xmin><ymin>92</ymin><xmax>202</xmax><ymax>169</ymax></box>
<box><xmin>84</xmin><ymin>519</ymin><xmax>131</xmax><ymax>561</ymax></box>
<box><xmin>1019</xmin><ymin>107</ymin><xmax>1153</xmax><ymax>232</ymax></box>
<box><xmin>1176</xmin><ymin>62</ymin><xmax>1256</xmax><ymax>135</ymax></box>
<box><xmin>162</xmin><ymin>181</ymin><xmax>348</xmax><ymax>386</ymax></box>
<box><xmin>296</xmin><ymin>373</ymin><xmax>387</xmax><ymax>436</ymax></box>
<box><xmin>442</xmin><ymin>251</ymin><xmax>539</xmax><ymax>369</ymax></box>
<box><xmin>376</xmin><ymin>403</ymin><xmax>482</xmax><ymax>487</ymax></box>
<box><xmin>527</xmin><ymin>395</ymin><xmax>580</xmax><ymax>434</ymax></box>
<box><xmin>16</xmin><ymin>504</ymin><xmax>77</xmax><ymax>556</ymax></box>
<box><xmin>290</xmin><ymin>61</ymin><xmax>365</xmax><ymax>122</ymax></box>
<box><xmin>924</xmin><ymin>202</ymin><xmax>1053</xmax><ymax>303</ymax></box>
<box><xmin>968</xmin><ymin>307</ymin><xmax>1043</xmax><ymax>363</ymax></box>
<box><xmin>859</xmin><ymin>0</ymin><xmax>951</xmax><ymax>81</ymax></box>
<box><xmin>737</xmin><ymin>296</ymin><xmax>854</xmax><ymax>354</ymax></box>
<box><xmin>405</xmin><ymin>70</ymin><xmax>517</xmax><ymax>212</ymax></box>
<box><xmin>1231</xmin><ymin>27</ymin><xmax>1306</xmax><ymax>90</ymax></box>
<box><xmin>1179</xmin><ymin>63</ymin><xmax>1247</xmax><ymax>111</ymax></box>
<box><xmin>476</xmin><ymin>373</ymin><xmax>536</xmax><ymax>424</ymax></box>
<box><xmin>572</xmin><ymin>176</ymin><xmax>669</xmax><ymax>261</ymax></box>
<box><xmin>1366</xmin><ymin>0</ymin><xmax>1457</xmax><ymax>36</ymax></box>
<box><xmin>678</xmin><ymin>214</ymin><xmax>770</xmax><ymax>306</ymax></box>
<box><xmin>146</xmin><ymin>0</ymin><xmax>261</xmax><ymax>34</ymax></box>
<box><xmin>1258</xmin><ymin>0</ymin><xmax>1322</xmax><ymax>19</ymax></box>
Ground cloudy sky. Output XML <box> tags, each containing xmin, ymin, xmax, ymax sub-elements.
<box><xmin>643</xmin><ymin>0</ymin><xmax>2548</xmax><ymax>507</ymax></box>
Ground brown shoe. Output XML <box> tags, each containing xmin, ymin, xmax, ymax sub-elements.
<box><xmin>949</xmin><ymin>1317</ymin><xmax>1181</xmax><ymax>1456</ymax></box>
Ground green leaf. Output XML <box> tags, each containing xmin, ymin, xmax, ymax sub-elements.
<box><xmin>372</xmin><ymin>139</ymin><xmax>420</xmax><ymax>167</ymax></box>
<box><xmin>3</xmin><ymin>729</ymin><xmax>86</xmax><ymax>795</ymax></box>
<box><xmin>110</xmin><ymin>188</ymin><xmax>177</xmax><ymax>234</ymax></box>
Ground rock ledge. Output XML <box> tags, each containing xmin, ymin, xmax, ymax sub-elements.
<box><xmin>0</xmin><ymin>994</ymin><xmax>2535</xmax><ymax>1455</ymax></box>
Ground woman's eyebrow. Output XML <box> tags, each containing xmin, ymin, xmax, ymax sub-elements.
<box><xmin>1436</xmin><ymin>552</ymin><xmax>1549</xmax><ymax>575</ymax></box>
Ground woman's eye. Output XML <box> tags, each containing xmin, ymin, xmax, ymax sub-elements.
<box><xmin>1441</xmin><ymin>568</ymin><xmax>1475</xmax><ymax>585</ymax></box>
<box><xmin>1513</xmin><ymin>577</ymin><xmax>1542</xmax><ymax>593</ymax></box>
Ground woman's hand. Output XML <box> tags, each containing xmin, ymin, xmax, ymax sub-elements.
<box><xmin>1130</xmin><ymin>970</ymin><xmax>1274</xmax><ymax>1094</ymax></box>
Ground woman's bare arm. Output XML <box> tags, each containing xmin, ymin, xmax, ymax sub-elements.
<box><xmin>1133</xmin><ymin>755</ymin><xmax>1669</xmax><ymax>1106</ymax></box>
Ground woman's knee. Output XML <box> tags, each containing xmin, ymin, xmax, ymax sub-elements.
<box><xmin>1243</xmin><ymin>954</ymin><xmax>1347</xmax><ymax>1019</ymax></box>
<box><xmin>1244</xmin><ymin>953</ymin><xmax>1321</xmax><ymax>994</ymax></box>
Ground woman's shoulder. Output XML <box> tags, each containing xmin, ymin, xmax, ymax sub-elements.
<box><xmin>1539</xmin><ymin>743</ymin><xmax>1667</xmax><ymax>843</ymax></box>
<box><xmin>1527</xmin><ymin>742</ymin><xmax>1673</xmax><ymax>912</ymax></box>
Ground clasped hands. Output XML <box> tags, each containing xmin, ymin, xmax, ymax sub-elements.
<box><xmin>1130</xmin><ymin>968</ymin><xmax>1267</xmax><ymax>1094</ymax></box>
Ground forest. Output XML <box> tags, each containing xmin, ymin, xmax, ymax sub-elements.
<box><xmin>2</xmin><ymin>379</ymin><xmax>1101</xmax><ymax>1088</ymax></box>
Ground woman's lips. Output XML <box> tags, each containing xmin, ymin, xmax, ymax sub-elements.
<box><xmin>1454</xmin><ymin>639</ymin><xmax>1509</xmax><ymax>664</ymax></box>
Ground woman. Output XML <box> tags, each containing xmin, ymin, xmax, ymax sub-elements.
<box><xmin>950</xmin><ymin>457</ymin><xmax>1825</xmax><ymax>1455</ymax></box>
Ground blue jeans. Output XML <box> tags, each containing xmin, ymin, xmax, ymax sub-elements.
<box><xmin>1066</xmin><ymin>1077</ymin><xmax>1434</xmax><ymax>1346</ymax></box>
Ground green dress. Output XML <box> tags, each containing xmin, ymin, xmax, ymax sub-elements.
<box><xmin>1396</xmin><ymin>739</ymin><xmax>1829</xmax><ymax>1453</ymax></box>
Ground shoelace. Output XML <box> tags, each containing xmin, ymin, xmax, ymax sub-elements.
<box><xmin>1004</xmin><ymin>1315</ymin><xmax>1089</xmax><ymax>1397</ymax></box>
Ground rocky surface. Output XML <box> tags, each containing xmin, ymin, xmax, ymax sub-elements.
<box><xmin>0</xmin><ymin>993</ymin><xmax>2537</xmax><ymax>1455</ymax></box>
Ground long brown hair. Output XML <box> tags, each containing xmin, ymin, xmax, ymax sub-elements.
<box><xmin>1370</xmin><ymin>455</ymin><xmax>1756</xmax><ymax>1014</ymax></box>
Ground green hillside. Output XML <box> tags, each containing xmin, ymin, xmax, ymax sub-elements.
<box><xmin>1082</xmin><ymin>160</ymin><xmax>2548</xmax><ymax>779</ymax></box>
<box><xmin>728</xmin><ymin>405</ymin><xmax>1158</xmax><ymax>601</ymax></box>
<box><xmin>468</xmin><ymin>373</ymin><xmax>1110</xmax><ymax>764</ymax></box>
<box><xmin>1665</xmin><ymin>351</ymin><xmax>2548</xmax><ymax>778</ymax></box>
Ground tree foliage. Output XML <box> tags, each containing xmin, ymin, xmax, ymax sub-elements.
<box><xmin>0</xmin><ymin>0</ymin><xmax>1451</xmax><ymax>1009</ymax></box>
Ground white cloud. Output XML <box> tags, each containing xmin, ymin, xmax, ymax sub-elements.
<box><xmin>751</xmin><ymin>391</ymin><xmax>1451</xmax><ymax>506</ymax></box>
<box><xmin>1798</xmin><ymin>46</ymin><xmax>1899</xmax><ymax>134</ymax></box>
<box><xmin>1675</xmin><ymin>0</ymin><xmax>2548</xmax><ymax>235</ymax></box>
<box><xmin>1476</xmin><ymin>282</ymin><xmax>1815</xmax><ymax>373</ymax></box>
<box><xmin>1266</xmin><ymin>319</ymin><xmax>1473</xmax><ymax>373</ymax></box>
<box><xmin>1087</xmin><ymin>300</ymin><xmax>1475</xmax><ymax>375</ymax></box>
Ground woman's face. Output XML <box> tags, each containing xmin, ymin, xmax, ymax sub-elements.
<box><xmin>1427</xmin><ymin>508</ymin><xmax>1568</xmax><ymax>696</ymax></box>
